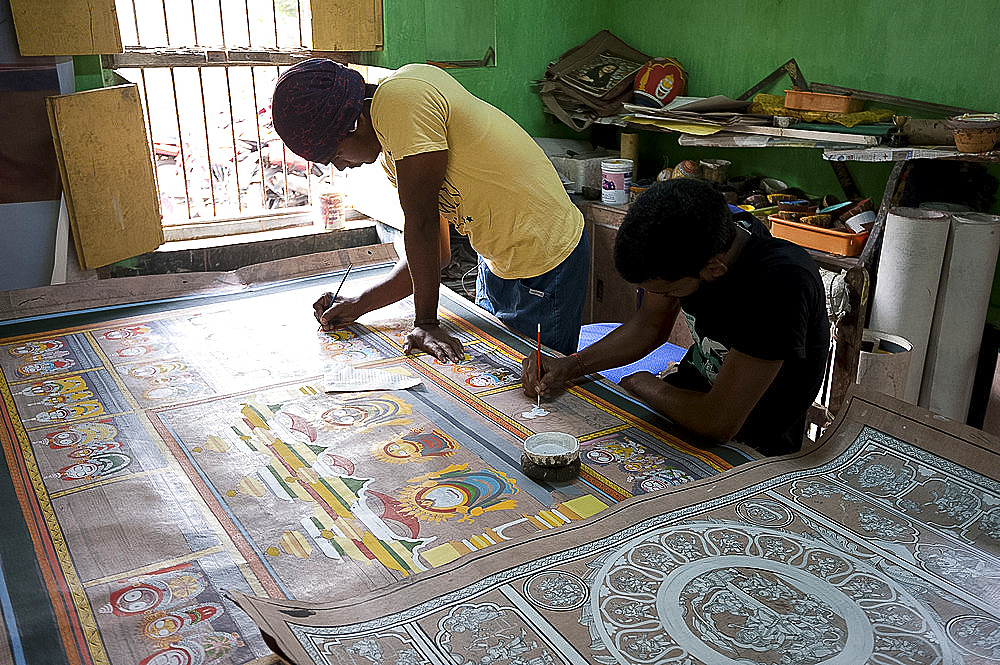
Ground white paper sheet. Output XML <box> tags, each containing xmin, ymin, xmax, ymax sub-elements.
<box><xmin>324</xmin><ymin>361</ymin><xmax>422</xmax><ymax>392</ymax></box>
<box><xmin>920</xmin><ymin>211</ymin><xmax>1000</xmax><ymax>421</ymax></box>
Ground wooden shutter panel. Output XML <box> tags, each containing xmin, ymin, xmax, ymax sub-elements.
<box><xmin>9</xmin><ymin>0</ymin><xmax>122</xmax><ymax>56</ymax></box>
<box><xmin>311</xmin><ymin>0</ymin><xmax>383</xmax><ymax>52</ymax></box>
<box><xmin>47</xmin><ymin>84</ymin><xmax>163</xmax><ymax>269</ymax></box>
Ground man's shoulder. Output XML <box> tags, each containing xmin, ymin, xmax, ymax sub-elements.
<box><xmin>739</xmin><ymin>233</ymin><xmax>825</xmax><ymax>302</ymax></box>
<box><xmin>373</xmin><ymin>66</ymin><xmax>450</xmax><ymax>122</ymax></box>
<box><xmin>379</xmin><ymin>64</ymin><xmax>451</xmax><ymax>90</ymax></box>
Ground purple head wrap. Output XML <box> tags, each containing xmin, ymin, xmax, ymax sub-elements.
<box><xmin>271</xmin><ymin>59</ymin><xmax>366</xmax><ymax>164</ymax></box>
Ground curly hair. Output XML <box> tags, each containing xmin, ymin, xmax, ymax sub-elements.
<box><xmin>614</xmin><ymin>179</ymin><xmax>734</xmax><ymax>284</ymax></box>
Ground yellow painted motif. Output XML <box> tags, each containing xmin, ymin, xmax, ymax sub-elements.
<box><xmin>202</xmin><ymin>435</ymin><xmax>229</xmax><ymax>452</ymax></box>
<box><xmin>421</xmin><ymin>543</ymin><xmax>462</xmax><ymax>567</ymax></box>
<box><xmin>562</xmin><ymin>494</ymin><xmax>609</xmax><ymax>519</ymax></box>
<box><xmin>237</xmin><ymin>476</ymin><xmax>267</xmax><ymax>498</ymax></box>
<box><xmin>361</xmin><ymin>533</ymin><xmax>411</xmax><ymax>575</ymax></box>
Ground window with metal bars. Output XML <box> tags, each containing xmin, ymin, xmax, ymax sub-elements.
<box><xmin>106</xmin><ymin>0</ymin><xmax>386</xmax><ymax>240</ymax></box>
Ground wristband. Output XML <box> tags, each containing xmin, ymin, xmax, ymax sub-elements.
<box><xmin>570</xmin><ymin>352</ymin><xmax>588</xmax><ymax>376</ymax></box>
<box><xmin>413</xmin><ymin>318</ymin><xmax>440</xmax><ymax>327</ymax></box>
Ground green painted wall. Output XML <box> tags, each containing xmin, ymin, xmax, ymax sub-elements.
<box><xmin>368</xmin><ymin>0</ymin><xmax>998</xmax><ymax>201</ymax></box>
<box><xmin>362</xmin><ymin>0</ymin><xmax>607</xmax><ymax>137</ymax></box>
<box><xmin>368</xmin><ymin>0</ymin><xmax>1000</xmax><ymax>321</ymax></box>
<box><xmin>608</xmin><ymin>0</ymin><xmax>1000</xmax><ymax>203</ymax></box>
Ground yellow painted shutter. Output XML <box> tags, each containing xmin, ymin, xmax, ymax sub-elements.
<box><xmin>311</xmin><ymin>0</ymin><xmax>384</xmax><ymax>51</ymax></box>
<box><xmin>47</xmin><ymin>85</ymin><xmax>163</xmax><ymax>269</ymax></box>
<box><xmin>9</xmin><ymin>0</ymin><xmax>122</xmax><ymax>56</ymax></box>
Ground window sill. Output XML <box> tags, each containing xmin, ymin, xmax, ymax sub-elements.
<box><xmin>159</xmin><ymin>216</ymin><xmax>373</xmax><ymax>251</ymax></box>
<box><xmin>107</xmin><ymin>217</ymin><xmax>380</xmax><ymax>278</ymax></box>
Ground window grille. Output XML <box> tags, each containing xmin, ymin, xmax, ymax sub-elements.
<box><xmin>107</xmin><ymin>0</ymin><xmax>376</xmax><ymax>238</ymax></box>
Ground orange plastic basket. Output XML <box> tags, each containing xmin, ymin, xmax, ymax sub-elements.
<box><xmin>769</xmin><ymin>215</ymin><xmax>869</xmax><ymax>257</ymax></box>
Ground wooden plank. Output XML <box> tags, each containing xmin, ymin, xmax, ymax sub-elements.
<box><xmin>809</xmin><ymin>82</ymin><xmax>986</xmax><ymax>116</ymax></box>
<box><xmin>104</xmin><ymin>48</ymin><xmax>351</xmax><ymax>69</ymax></box>
<box><xmin>10</xmin><ymin>0</ymin><xmax>121</xmax><ymax>56</ymax></box>
<box><xmin>737</xmin><ymin>58</ymin><xmax>809</xmax><ymax>100</ymax></box>
<box><xmin>311</xmin><ymin>0</ymin><xmax>383</xmax><ymax>52</ymax></box>
<box><xmin>46</xmin><ymin>84</ymin><xmax>163</xmax><ymax>270</ymax></box>
<box><xmin>828</xmin><ymin>266</ymin><xmax>869</xmax><ymax>416</ymax></box>
<box><xmin>0</xmin><ymin>245</ymin><xmax>398</xmax><ymax>321</ymax></box>
<box><xmin>726</xmin><ymin>123</ymin><xmax>881</xmax><ymax>146</ymax></box>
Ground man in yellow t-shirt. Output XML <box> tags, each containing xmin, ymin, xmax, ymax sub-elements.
<box><xmin>271</xmin><ymin>59</ymin><xmax>588</xmax><ymax>361</ymax></box>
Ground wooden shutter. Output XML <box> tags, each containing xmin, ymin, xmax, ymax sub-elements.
<box><xmin>9</xmin><ymin>0</ymin><xmax>122</xmax><ymax>56</ymax></box>
<box><xmin>311</xmin><ymin>0</ymin><xmax>384</xmax><ymax>51</ymax></box>
<box><xmin>47</xmin><ymin>84</ymin><xmax>163</xmax><ymax>269</ymax></box>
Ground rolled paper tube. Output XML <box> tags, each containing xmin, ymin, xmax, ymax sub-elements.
<box><xmin>869</xmin><ymin>207</ymin><xmax>951</xmax><ymax>404</ymax></box>
<box><xmin>919</xmin><ymin>211</ymin><xmax>1000</xmax><ymax>420</ymax></box>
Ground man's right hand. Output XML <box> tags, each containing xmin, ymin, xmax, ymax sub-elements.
<box><xmin>313</xmin><ymin>293</ymin><xmax>364</xmax><ymax>331</ymax></box>
<box><xmin>521</xmin><ymin>354</ymin><xmax>579</xmax><ymax>399</ymax></box>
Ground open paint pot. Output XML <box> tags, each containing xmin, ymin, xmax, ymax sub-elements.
<box><xmin>521</xmin><ymin>431</ymin><xmax>581</xmax><ymax>482</ymax></box>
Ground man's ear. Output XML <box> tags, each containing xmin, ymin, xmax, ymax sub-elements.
<box><xmin>699</xmin><ymin>254</ymin><xmax>729</xmax><ymax>282</ymax></box>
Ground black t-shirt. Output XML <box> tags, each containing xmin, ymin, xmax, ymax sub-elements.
<box><xmin>669</xmin><ymin>213</ymin><xmax>830</xmax><ymax>456</ymax></box>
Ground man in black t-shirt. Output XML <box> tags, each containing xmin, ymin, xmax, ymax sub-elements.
<box><xmin>522</xmin><ymin>178</ymin><xmax>829</xmax><ymax>456</ymax></box>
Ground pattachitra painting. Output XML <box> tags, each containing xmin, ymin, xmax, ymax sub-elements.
<box><xmin>0</xmin><ymin>263</ymin><xmax>751</xmax><ymax>665</ymax></box>
<box><xmin>231</xmin><ymin>388</ymin><xmax>1000</xmax><ymax>665</ymax></box>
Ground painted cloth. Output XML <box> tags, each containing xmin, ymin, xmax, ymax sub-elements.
<box><xmin>271</xmin><ymin>59</ymin><xmax>366</xmax><ymax>164</ymax></box>
<box><xmin>370</xmin><ymin>64</ymin><xmax>584</xmax><ymax>280</ymax></box>
<box><xmin>670</xmin><ymin>212</ymin><xmax>830</xmax><ymax>456</ymax></box>
<box><xmin>476</xmin><ymin>228</ymin><xmax>589</xmax><ymax>356</ymax></box>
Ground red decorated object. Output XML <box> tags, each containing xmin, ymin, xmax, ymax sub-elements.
<box><xmin>633</xmin><ymin>57</ymin><xmax>688</xmax><ymax>108</ymax></box>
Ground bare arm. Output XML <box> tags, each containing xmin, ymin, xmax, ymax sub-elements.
<box><xmin>619</xmin><ymin>348</ymin><xmax>783</xmax><ymax>442</ymax></box>
<box><xmin>395</xmin><ymin>150</ymin><xmax>452</xmax><ymax>323</ymax></box>
<box><xmin>315</xmin><ymin>150</ymin><xmax>457</xmax><ymax>362</ymax></box>
<box><xmin>522</xmin><ymin>290</ymin><xmax>681</xmax><ymax>396</ymax></box>
<box><xmin>395</xmin><ymin>150</ymin><xmax>463</xmax><ymax>361</ymax></box>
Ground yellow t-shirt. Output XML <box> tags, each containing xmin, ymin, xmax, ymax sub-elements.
<box><xmin>371</xmin><ymin>64</ymin><xmax>583</xmax><ymax>280</ymax></box>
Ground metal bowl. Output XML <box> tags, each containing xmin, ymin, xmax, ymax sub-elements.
<box><xmin>523</xmin><ymin>432</ymin><xmax>580</xmax><ymax>467</ymax></box>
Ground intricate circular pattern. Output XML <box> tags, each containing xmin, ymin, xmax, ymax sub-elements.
<box><xmin>946</xmin><ymin>615</ymin><xmax>1000</xmax><ymax>658</ymax></box>
<box><xmin>590</xmin><ymin>522</ymin><xmax>954</xmax><ymax>665</ymax></box>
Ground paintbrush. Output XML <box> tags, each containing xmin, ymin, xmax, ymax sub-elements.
<box><xmin>536</xmin><ymin>323</ymin><xmax>542</xmax><ymax>409</ymax></box>
<box><xmin>332</xmin><ymin>263</ymin><xmax>354</xmax><ymax>303</ymax></box>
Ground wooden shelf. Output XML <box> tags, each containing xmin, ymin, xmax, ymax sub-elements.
<box><xmin>823</xmin><ymin>146</ymin><xmax>1000</xmax><ymax>163</ymax></box>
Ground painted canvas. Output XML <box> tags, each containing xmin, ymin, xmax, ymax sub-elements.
<box><xmin>232</xmin><ymin>388</ymin><xmax>1000</xmax><ymax>665</ymax></box>
<box><xmin>0</xmin><ymin>264</ymin><xmax>747</xmax><ymax>665</ymax></box>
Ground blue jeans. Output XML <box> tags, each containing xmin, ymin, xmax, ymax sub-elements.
<box><xmin>475</xmin><ymin>229</ymin><xmax>589</xmax><ymax>356</ymax></box>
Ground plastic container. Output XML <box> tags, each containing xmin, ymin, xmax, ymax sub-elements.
<box><xmin>601</xmin><ymin>159</ymin><xmax>633</xmax><ymax>205</ymax></box>
<box><xmin>769</xmin><ymin>215</ymin><xmax>869</xmax><ymax>257</ymax></box>
<box><xmin>784</xmin><ymin>89</ymin><xmax>864</xmax><ymax>114</ymax></box>
<box><xmin>319</xmin><ymin>192</ymin><xmax>346</xmax><ymax>230</ymax></box>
